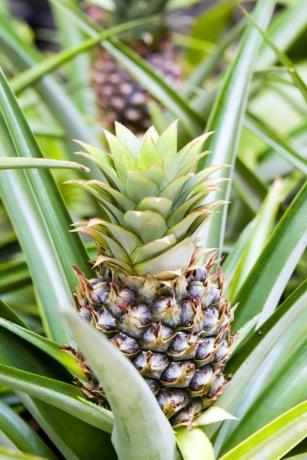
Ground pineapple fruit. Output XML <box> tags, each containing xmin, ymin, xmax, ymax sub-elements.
<box><xmin>72</xmin><ymin>122</ymin><xmax>234</xmax><ymax>427</ymax></box>
<box><xmin>87</xmin><ymin>0</ymin><xmax>182</xmax><ymax>133</ymax></box>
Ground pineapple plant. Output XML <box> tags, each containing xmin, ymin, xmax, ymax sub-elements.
<box><xmin>87</xmin><ymin>0</ymin><xmax>182</xmax><ymax>132</ymax></box>
<box><xmin>0</xmin><ymin>1</ymin><xmax>306</xmax><ymax>459</ymax></box>
<box><xmin>70</xmin><ymin>121</ymin><xmax>235</xmax><ymax>426</ymax></box>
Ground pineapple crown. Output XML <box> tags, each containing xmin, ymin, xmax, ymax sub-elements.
<box><xmin>71</xmin><ymin>122</ymin><xmax>226</xmax><ymax>279</ymax></box>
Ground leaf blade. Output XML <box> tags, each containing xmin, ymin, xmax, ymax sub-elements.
<box><xmin>0</xmin><ymin>364</ymin><xmax>113</xmax><ymax>433</ymax></box>
<box><xmin>209</xmin><ymin>280</ymin><xmax>307</xmax><ymax>454</ymax></box>
<box><xmin>245</xmin><ymin>114</ymin><xmax>307</xmax><ymax>175</ymax></box>
<box><xmin>0</xmin><ymin>67</ymin><xmax>90</xmax><ymax>342</ymax></box>
<box><xmin>220</xmin><ymin>402</ymin><xmax>307</xmax><ymax>460</ymax></box>
<box><xmin>197</xmin><ymin>0</ymin><xmax>276</xmax><ymax>252</ymax></box>
<box><xmin>228</xmin><ymin>179</ymin><xmax>282</xmax><ymax>300</ymax></box>
<box><xmin>0</xmin><ymin>158</ymin><xmax>88</xmax><ymax>171</ymax></box>
<box><xmin>66</xmin><ymin>309</ymin><xmax>178</xmax><ymax>460</ymax></box>
<box><xmin>233</xmin><ymin>182</ymin><xmax>307</xmax><ymax>330</ymax></box>
<box><xmin>176</xmin><ymin>428</ymin><xmax>215</xmax><ymax>460</ymax></box>
<box><xmin>0</xmin><ymin>401</ymin><xmax>56</xmax><ymax>459</ymax></box>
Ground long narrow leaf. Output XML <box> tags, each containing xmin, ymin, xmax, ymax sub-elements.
<box><xmin>0</xmin><ymin>259</ymin><xmax>31</xmax><ymax>296</ymax></box>
<box><xmin>222</xmin><ymin>220</ymin><xmax>255</xmax><ymax>289</ymax></box>
<box><xmin>229</xmin><ymin>280</ymin><xmax>307</xmax><ymax>372</ymax></box>
<box><xmin>233</xmin><ymin>157</ymin><xmax>267</xmax><ymax>213</ymax></box>
<box><xmin>20</xmin><ymin>395</ymin><xmax>116</xmax><ymax>460</ymax></box>
<box><xmin>241</xmin><ymin>5</ymin><xmax>307</xmax><ymax>102</ymax></box>
<box><xmin>245</xmin><ymin>113</ymin><xmax>307</xmax><ymax>175</ymax></box>
<box><xmin>66</xmin><ymin>308</ymin><xmax>178</xmax><ymax>460</ymax></box>
<box><xmin>0</xmin><ymin>305</ymin><xmax>115</xmax><ymax>459</ymax></box>
<box><xmin>0</xmin><ymin>158</ymin><xmax>88</xmax><ymax>171</ymax></box>
<box><xmin>228</xmin><ymin>180</ymin><xmax>282</xmax><ymax>299</ymax></box>
<box><xmin>0</xmin><ymin>401</ymin><xmax>56</xmax><ymax>459</ymax></box>
<box><xmin>257</xmin><ymin>0</ymin><xmax>307</xmax><ymax>69</ymax></box>
<box><xmin>0</xmin><ymin>68</ymin><xmax>90</xmax><ymax>342</ymax></box>
<box><xmin>28</xmin><ymin>122</ymin><xmax>64</xmax><ymax>139</ymax></box>
<box><xmin>0</xmin><ymin>364</ymin><xmax>113</xmax><ymax>433</ymax></box>
<box><xmin>0</xmin><ymin>299</ymin><xmax>26</xmax><ymax>327</ymax></box>
<box><xmin>176</xmin><ymin>428</ymin><xmax>214</xmax><ymax>460</ymax></box>
<box><xmin>50</xmin><ymin>0</ymin><xmax>95</xmax><ymax>114</ymax></box>
<box><xmin>197</xmin><ymin>0</ymin><xmax>276</xmax><ymax>252</ymax></box>
<box><xmin>0</xmin><ymin>448</ymin><xmax>47</xmax><ymax>460</ymax></box>
<box><xmin>219</xmin><ymin>402</ymin><xmax>307</xmax><ymax>460</ymax></box>
<box><xmin>0</xmin><ymin>159</ymin><xmax>71</xmax><ymax>342</ymax></box>
<box><xmin>224</xmin><ymin>345</ymin><xmax>307</xmax><ymax>453</ymax></box>
<box><xmin>286</xmin><ymin>456</ymin><xmax>307</xmax><ymax>460</ymax></box>
<box><xmin>233</xmin><ymin>182</ymin><xmax>307</xmax><ymax>330</ymax></box>
<box><xmin>209</xmin><ymin>280</ymin><xmax>307</xmax><ymax>453</ymax></box>
<box><xmin>185</xmin><ymin>20</ymin><xmax>244</xmax><ymax>98</ymax></box>
<box><xmin>258</xmin><ymin>123</ymin><xmax>307</xmax><ymax>180</ymax></box>
<box><xmin>12</xmin><ymin>17</ymin><xmax>156</xmax><ymax>95</ymax></box>
<box><xmin>0</xmin><ymin>318</ymin><xmax>85</xmax><ymax>379</ymax></box>
<box><xmin>0</xmin><ymin>15</ymin><xmax>101</xmax><ymax>162</ymax></box>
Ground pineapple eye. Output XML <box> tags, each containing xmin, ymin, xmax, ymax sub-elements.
<box><xmin>157</xmin><ymin>389</ymin><xmax>188</xmax><ymax>419</ymax></box>
<box><xmin>189</xmin><ymin>365</ymin><xmax>214</xmax><ymax>396</ymax></box>
<box><xmin>111</xmin><ymin>332</ymin><xmax>140</xmax><ymax>357</ymax></box>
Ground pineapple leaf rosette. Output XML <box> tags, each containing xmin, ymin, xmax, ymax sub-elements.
<box><xmin>71</xmin><ymin>122</ymin><xmax>235</xmax><ymax>427</ymax></box>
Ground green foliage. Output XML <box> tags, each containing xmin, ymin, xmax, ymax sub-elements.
<box><xmin>0</xmin><ymin>0</ymin><xmax>306</xmax><ymax>458</ymax></box>
<box><xmin>219</xmin><ymin>401</ymin><xmax>307</xmax><ymax>460</ymax></box>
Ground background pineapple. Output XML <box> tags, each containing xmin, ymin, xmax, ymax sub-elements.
<box><xmin>87</xmin><ymin>0</ymin><xmax>183</xmax><ymax>133</ymax></box>
<box><xmin>72</xmin><ymin>122</ymin><xmax>234</xmax><ymax>426</ymax></box>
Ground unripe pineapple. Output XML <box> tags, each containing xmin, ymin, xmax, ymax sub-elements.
<box><xmin>72</xmin><ymin>122</ymin><xmax>234</xmax><ymax>427</ymax></box>
<box><xmin>87</xmin><ymin>1</ymin><xmax>182</xmax><ymax>133</ymax></box>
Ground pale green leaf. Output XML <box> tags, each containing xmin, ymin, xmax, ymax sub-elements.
<box><xmin>220</xmin><ymin>402</ymin><xmax>307</xmax><ymax>460</ymax></box>
<box><xmin>124</xmin><ymin>210</ymin><xmax>167</xmax><ymax>243</ymax></box>
<box><xmin>228</xmin><ymin>179</ymin><xmax>282</xmax><ymax>299</ymax></box>
<box><xmin>136</xmin><ymin>197</ymin><xmax>172</xmax><ymax>218</ymax></box>
<box><xmin>0</xmin><ymin>401</ymin><xmax>55</xmax><ymax>459</ymax></box>
<box><xmin>131</xmin><ymin>235</ymin><xmax>177</xmax><ymax>264</ymax></box>
<box><xmin>0</xmin><ymin>158</ymin><xmax>88</xmax><ymax>172</ymax></box>
<box><xmin>198</xmin><ymin>0</ymin><xmax>276</xmax><ymax>253</ymax></box>
<box><xmin>0</xmin><ymin>364</ymin><xmax>113</xmax><ymax>433</ymax></box>
<box><xmin>115</xmin><ymin>122</ymin><xmax>141</xmax><ymax>156</ymax></box>
<box><xmin>176</xmin><ymin>428</ymin><xmax>214</xmax><ymax>460</ymax></box>
<box><xmin>134</xmin><ymin>238</ymin><xmax>195</xmax><ymax>275</ymax></box>
<box><xmin>233</xmin><ymin>182</ymin><xmax>307</xmax><ymax>330</ymax></box>
<box><xmin>88</xmin><ymin>219</ymin><xmax>141</xmax><ymax>254</ymax></box>
<box><xmin>126</xmin><ymin>172</ymin><xmax>159</xmax><ymax>202</ymax></box>
<box><xmin>0</xmin><ymin>318</ymin><xmax>85</xmax><ymax>379</ymax></box>
<box><xmin>209</xmin><ymin>281</ymin><xmax>307</xmax><ymax>453</ymax></box>
<box><xmin>245</xmin><ymin>114</ymin><xmax>307</xmax><ymax>175</ymax></box>
<box><xmin>193</xmin><ymin>406</ymin><xmax>237</xmax><ymax>427</ymax></box>
<box><xmin>65</xmin><ymin>309</ymin><xmax>177</xmax><ymax>460</ymax></box>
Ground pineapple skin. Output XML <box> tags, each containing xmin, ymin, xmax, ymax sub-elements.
<box><xmin>74</xmin><ymin>256</ymin><xmax>233</xmax><ymax>427</ymax></box>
